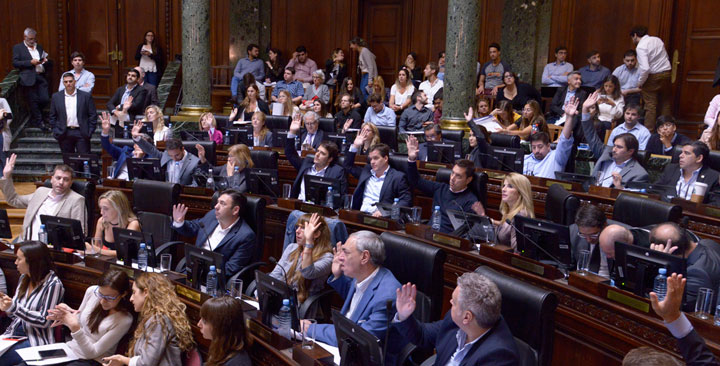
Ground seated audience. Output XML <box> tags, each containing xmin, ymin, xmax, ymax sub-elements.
<box><xmin>300</xmin><ymin>231</ymin><xmax>401</xmax><ymax>347</ymax></box>
<box><xmin>0</xmin><ymin>156</ymin><xmax>86</xmax><ymax>239</ymax></box>
<box><xmin>250</xmin><ymin>111</ymin><xmax>273</xmax><ymax>147</ymax></box>
<box><xmin>398</xmin><ymin>90</ymin><xmax>434</xmax><ymax>134</ymax></box>
<box><xmin>324</xmin><ymin>48</ymin><xmax>347</xmax><ymax>88</ymax></box>
<box><xmin>338</xmin><ymin>77</ymin><xmax>364</xmax><ymax>109</ymax></box>
<box><xmin>0</xmin><ymin>241</ymin><xmax>64</xmax><ymax>364</ymax></box>
<box><xmin>57</xmin><ymin>51</ymin><xmax>95</xmax><ymax>93</ymax></box>
<box><xmin>335</xmin><ymin>93</ymin><xmax>363</xmax><ymax>131</ymax></box>
<box><xmin>198</xmin><ymin>296</ymin><xmax>252</xmax><ymax>366</ymax></box>
<box><xmin>419</xmin><ymin>62</ymin><xmax>443</xmax><ymax>110</ymax></box>
<box><xmin>199</xmin><ymin>112</ymin><xmax>223</xmax><ymax>145</ymax></box>
<box><xmin>143</xmin><ymin>105</ymin><xmax>170</xmax><ymax>143</ymax></box>
<box><xmin>103</xmin><ymin>273</ymin><xmax>194</xmax><ymax>366</ymax></box>
<box><xmin>286</xmin><ymin>46</ymin><xmax>318</xmax><ymax>85</ymax></box>
<box><xmin>370</xmin><ymin>75</ymin><xmax>387</xmax><ymax>102</ymax></box>
<box><xmin>230</xmin><ymin>83</ymin><xmax>270</xmax><ymax>122</ymax></box>
<box><xmin>432</xmin><ymin>89</ymin><xmax>444</xmax><ymax>124</ymax></box>
<box><xmin>197</xmin><ymin>143</ymin><xmax>254</xmax><ymax>193</ymax></box>
<box><xmin>649</xmin><ymin>222</ymin><xmax>720</xmax><ymax>312</ymax></box>
<box><xmin>285</xmin><ymin>114</ymin><xmax>347</xmax><ymax>201</ymax></box>
<box><xmin>646</xmin><ymin>115</ymin><xmax>691</xmax><ymax>156</ymax></box>
<box><xmin>236</xmin><ymin>73</ymin><xmax>266</xmax><ymax>102</ymax></box>
<box><xmin>605</xmin><ymin>102</ymin><xmax>650</xmax><ymax>150</ymax></box>
<box><xmin>613</xmin><ymin>50</ymin><xmax>642</xmax><ymax>106</ymax></box>
<box><xmin>437</xmin><ymin>51</ymin><xmax>446</xmax><ymax>79</ymax></box>
<box><xmin>505</xmin><ymin>100</ymin><xmax>548</xmax><ymax>140</ymax></box>
<box><xmin>417</xmin><ymin>124</ymin><xmax>444</xmax><ymax>162</ymax></box>
<box><xmin>172</xmin><ymin>189</ymin><xmax>256</xmax><ymax>278</ymax></box>
<box><xmin>107</xmin><ymin>69</ymin><xmax>148</xmax><ymax>122</ymax></box>
<box><xmin>655</xmin><ymin>141</ymin><xmax>720</xmax><ymax>205</ymax></box>
<box><xmin>579</xmin><ymin>50</ymin><xmax>611</xmax><ymax>89</ymax></box>
<box><xmin>344</xmin><ymin>131</ymin><xmax>412</xmax><ymax>215</ymax></box>
<box><xmin>548</xmin><ymin>71</ymin><xmax>587</xmax><ymax>124</ymax></box>
<box><xmin>88</xmin><ymin>190</ymin><xmax>141</xmax><ymax>257</ymax></box>
<box><xmin>271</xmin><ymin>67</ymin><xmax>304</xmax><ymax>104</ymax></box>
<box><xmin>276</xmin><ymin>90</ymin><xmax>300</xmax><ymax>117</ymax></box>
<box><xmin>132</xmin><ymin>123</ymin><xmax>201</xmax><ymax>186</ymax></box>
<box><xmin>597</xmin><ymin>75</ymin><xmax>625</xmax><ymax>124</ymax></box>
<box><xmin>100</xmin><ymin>112</ymin><xmax>152</xmax><ymax>180</ymax></box>
<box><xmin>464</xmin><ymin>111</ymin><xmax>492</xmax><ymax>168</ymax></box>
<box><xmin>406</xmin><ymin>135</ymin><xmax>485</xmax><ymax>233</ymax></box>
<box><xmin>495</xmin><ymin>71</ymin><xmax>541</xmax><ymax>111</ymax></box>
<box><xmin>401</xmin><ymin>52</ymin><xmax>422</xmax><ymax>83</ymax></box>
<box><xmin>570</xmin><ymin>205</ymin><xmax>629</xmax><ymax>277</ymax></box>
<box><xmin>264</xmin><ymin>47</ymin><xmax>284</xmax><ymax>83</ymax></box>
<box><xmin>312</xmin><ymin>99</ymin><xmax>332</xmax><ymax>118</ymax></box>
<box><xmin>269</xmin><ymin>213</ymin><xmax>333</xmax><ymax>307</ymax></box>
<box><xmin>492</xmin><ymin>173</ymin><xmax>535</xmax><ymax>250</ymax></box>
<box><xmin>392</xmin><ymin>273</ymin><xmax>519</xmax><ymax>366</ymax></box>
<box><xmin>389</xmin><ymin>68</ymin><xmax>415</xmax><ymax>113</ymax></box>
<box><xmin>477</xmin><ymin>43</ymin><xmax>511</xmax><ymax>96</ymax></box>
<box><xmin>364</xmin><ymin>93</ymin><xmax>396</xmax><ymax>127</ymax></box>
<box><xmin>542</xmin><ymin>46</ymin><xmax>573</xmax><ymax>87</ymax></box>
<box><xmin>523</xmin><ymin>98</ymin><xmax>576</xmax><ymax>178</ymax></box>
<box><xmin>704</xmin><ymin>94</ymin><xmax>720</xmax><ymax>129</ymax></box>
<box><xmin>46</xmin><ymin>269</ymin><xmax>134</xmax><ymax>365</ymax></box>
<box><xmin>492</xmin><ymin>100</ymin><xmax>521</xmax><ymax>131</ymax></box>
<box><xmin>300</xmin><ymin>70</ymin><xmax>330</xmax><ymax>111</ymax></box>
<box><xmin>349</xmin><ymin>122</ymin><xmax>381</xmax><ymax>154</ymax></box>
<box><xmin>231</xmin><ymin>44</ymin><xmax>264</xmax><ymax>101</ymax></box>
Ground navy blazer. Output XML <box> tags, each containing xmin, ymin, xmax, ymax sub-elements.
<box><xmin>101</xmin><ymin>135</ymin><xmax>133</xmax><ymax>179</ymax></box>
<box><xmin>284</xmin><ymin>135</ymin><xmax>347</xmax><ymax>199</ymax></box>
<box><xmin>343</xmin><ymin>149</ymin><xmax>412</xmax><ymax>211</ymax></box>
<box><xmin>393</xmin><ymin>312</ymin><xmax>519</xmax><ymax>366</ymax></box>
<box><xmin>12</xmin><ymin>42</ymin><xmax>50</xmax><ymax>86</ymax></box>
<box><xmin>299</xmin><ymin>129</ymin><xmax>325</xmax><ymax>150</ymax></box>
<box><xmin>655</xmin><ymin>164</ymin><xmax>720</xmax><ymax>205</ymax></box>
<box><xmin>106</xmin><ymin>84</ymin><xmax>148</xmax><ymax>120</ymax></box>
<box><xmin>173</xmin><ymin>210</ymin><xmax>256</xmax><ymax>278</ymax></box>
<box><xmin>677</xmin><ymin>328</ymin><xmax>720</xmax><ymax>366</ymax></box>
<box><xmin>49</xmin><ymin>89</ymin><xmax>98</xmax><ymax>139</ymax></box>
<box><xmin>310</xmin><ymin>267</ymin><xmax>401</xmax><ymax>346</ymax></box>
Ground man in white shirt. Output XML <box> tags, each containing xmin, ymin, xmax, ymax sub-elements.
<box><xmin>57</xmin><ymin>51</ymin><xmax>95</xmax><ymax>93</ymax></box>
<box><xmin>419</xmin><ymin>62</ymin><xmax>443</xmax><ymax>110</ymax></box>
<box><xmin>49</xmin><ymin>73</ymin><xmax>98</xmax><ymax>154</ymax></box>
<box><xmin>631</xmin><ymin>25</ymin><xmax>672</xmax><ymax>131</ymax></box>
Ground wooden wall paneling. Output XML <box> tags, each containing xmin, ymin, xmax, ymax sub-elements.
<box><xmin>406</xmin><ymin>0</ymin><xmax>449</xmax><ymax>74</ymax></box>
<box><xmin>118</xmin><ymin>0</ymin><xmax>164</xmax><ymax>74</ymax></box>
<box><xmin>211</xmin><ymin>0</ymin><xmax>231</xmax><ymax>67</ymax></box>
<box><xmin>363</xmin><ymin>0</ymin><xmax>405</xmax><ymax>85</ymax></box>
<box><xmin>477</xmin><ymin>0</ymin><xmax>504</xmax><ymax>63</ymax></box>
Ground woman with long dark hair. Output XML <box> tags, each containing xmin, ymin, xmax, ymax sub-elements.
<box><xmin>338</xmin><ymin>77</ymin><xmax>364</xmax><ymax>109</ymax></box>
<box><xmin>135</xmin><ymin>30</ymin><xmax>165</xmax><ymax>86</ymax></box>
<box><xmin>264</xmin><ymin>47</ymin><xmax>284</xmax><ymax>83</ymax></box>
<box><xmin>198</xmin><ymin>296</ymin><xmax>251</xmax><ymax>366</ymax></box>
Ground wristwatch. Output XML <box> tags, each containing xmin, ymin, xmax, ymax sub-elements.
<box><xmin>304</xmin><ymin>243</ymin><xmax>314</xmax><ymax>249</ymax></box>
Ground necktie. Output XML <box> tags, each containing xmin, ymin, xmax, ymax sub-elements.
<box><xmin>589</xmin><ymin>244</ymin><xmax>601</xmax><ymax>273</ymax></box>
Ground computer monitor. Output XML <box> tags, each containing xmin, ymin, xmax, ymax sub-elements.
<box><xmin>554</xmin><ymin>172</ymin><xmax>596</xmax><ymax>192</ymax></box>
<box><xmin>225</xmin><ymin>127</ymin><xmax>253</xmax><ymax>146</ymax></box>
<box><xmin>376</xmin><ymin>202</ymin><xmax>420</xmax><ymax>225</ymax></box>
<box><xmin>303</xmin><ymin>175</ymin><xmax>341</xmax><ymax>208</ymax></box>
<box><xmin>62</xmin><ymin>153</ymin><xmax>101</xmax><ymax>178</ymax></box>
<box><xmin>185</xmin><ymin>243</ymin><xmax>226</xmax><ymax>295</ymax></box>
<box><xmin>487</xmin><ymin>146</ymin><xmax>524</xmax><ymax>173</ymax></box>
<box><xmin>326</xmin><ymin>133</ymin><xmax>348</xmax><ymax>153</ymax></box>
<box><xmin>447</xmin><ymin>209</ymin><xmax>493</xmax><ymax>242</ymax></box>
<box><xmin>272</xmin><ymin>130</ymin><xmax>299</xmax><ymax>150</ymax></box>
<box><xmin>112</xmin><ymin>228</ymin><xmax>156</xmax><ymax>267</ymax></box>
<box><xmin>181</xmin><ymin>130</ymin><xmax>209</xmax><ymax>142</ymax></box>
<box><xmin>127</xmin><ymin>158</ymin><xmax>165</xmax><ymax>181</ymax></box>
<box><xmin>40</xmin><ymin>215</ymin><xmax>85</xmax><ymax>251</ymax></box>
<box><xmin>247</xmin><ymin>168</ymin><xmax>279</xmax><ymax>197</ymax></box>
<box><xmin>0</xmin><ymin>209</ymin><xmax>12</xmax><ymax>239</ymax></box>
<box><xmin>332</xmin><ymin>309</ymin><xmax>384</xmax><ymax>366</ymax></box>
<box><xmin>255</xmin><ymin>270</ymin><xmax>300</xmax><ymax>331</ymax></box>
<box><xmin>625</xmin><ymin>182</ymin><xmax>677</xmax><ymax>201</ymax></box>
<box><xmin>613</xmin><ymin>241</ymin><xmax>687</xmax><ymax>298</ymax></box>
<box><xmin>514</xmin><ymin>216</ymin><xmax>572</xmax><ymax>267</ymax></box>
<box><xmin>426</xmin><ymin>141</ymin><xmax>462</xmax><ymax>164</ymax></box>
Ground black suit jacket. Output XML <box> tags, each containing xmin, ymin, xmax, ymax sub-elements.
<box><xmin>299</xmin><ymin>129</ymin><xmax>325</xmax><ymax>150</ymax></box>
<box><xmin>106</xmin><ymin>84</ymin><xmax>148</xmax><ymax>120</ymax></box>
<box><xmin>677</xmin><ymin>328</ymin><xmax>720</xmax><ymax>365</ymax></box>
<box><xmin>343</xmin><ymin>149</ymin><xmax>412</xmax><ymax>211</ymax></box>
<box><xmin>284</xmin><ymin>135</ymin><xmax>347</xmax><ymax>199</ymax></box>
<box><xmin>49</xmin><ymin>90</ymin><xmax>98</xmax><ymax>139</ymax></box>
<box><xmin>645</xmin><ymin>133</ymin><xmax>692</xmax><ymax>156</ymax></box>
<box><xmin>12</xmin><ymin>42</ymin><xmax>49</xmax><ymax>86</ymax></box>
<box><xmin>655</xmin><ymin>164</ymin><xmax>720</xmax><ymax>205</ymax></box>
<box><xmin>142</xmin><ymin>82</ymin><xmax>159</xmax><ymax>108</ymax></box>
<box><xmin>549</xmin><ymin>86</ymin><xmax>588</xmax><ymax>118</ymax></box>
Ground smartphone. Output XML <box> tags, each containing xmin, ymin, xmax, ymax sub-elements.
<box><xmin>39</xmin><ymin>349</ymin><xmax>67</xmax><ymax>359</ymax></box>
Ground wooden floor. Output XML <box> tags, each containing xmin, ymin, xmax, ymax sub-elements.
<box><xmin>0</xmin><ymin>182</ymin><xmax>41</xmax><ymax>238</ymax></box>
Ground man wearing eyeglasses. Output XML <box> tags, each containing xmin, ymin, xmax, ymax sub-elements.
<box><xmin>570</xmin><ymin>204</ymin><xmax>630</xmax><ymax>277</ymax></box>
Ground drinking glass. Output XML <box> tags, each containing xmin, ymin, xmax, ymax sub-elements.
<box><xmin>229</xmin><ymin>279</ymin><xmax>244</xmax><ymax>299</ymax></box>
<box><xmin>302</xmin><ymin>319</ymin><xmax>317</xmax><ymax>349</ymax></box>
<box><xmin>160</xmin><ymin>254</ymin><xmax>172</xmax><ymax>273</ymax></box>
<box><xmin>282</xmin><ymin>184</ymin><xmax>292</xmax><ymax>199</ymax></box>
<box><xmin>695</xmin><ymin>288</ymin><xmax>714</xmax><ymax>320</ymax></box>
<box><xmin>409</xmin><ymin>207</ymin><xmax>421</xmax><ymax>224</ymax></box>
<box><xmin>577</xmin><ymin>250</ymin><xmax>591</xmax><ymax>275</ymax></box>
<box><xmin>88</xmin><ymin>238</ymin><xmax>102</xmax><ymax>257</ymax></box>
<box><xmin>343</xmin><ymin>194</ymin><xmax>353</xmax><ymax>210</ymax></box>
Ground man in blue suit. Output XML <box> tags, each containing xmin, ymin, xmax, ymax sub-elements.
<box><xmin>98</xmin><ymin>111</ymin><xmax>149</xmax><ymax>180</ymax></box>
<box><xmin>301</xmin><ymin>230</ymin><xmax>400</xmax><ymax>346</ymax></box>
<box><xmin>343</xmin><ymin>129</ymin><xmax>411</xmax><ymax>216</ymax></box>
<box><xmin>285</xmin><ymin>114</ymin><xmax>347</xmax><ymax>202</ymax></box>
<box><xmin>171</xmin><ymin>189</ymin><xmax>256</xmax><ymax>278</ymax></box>
<box><xmin>393</xmin><ymin>272</ymin><xmax>519</xmax><ymax>366</ymax></box>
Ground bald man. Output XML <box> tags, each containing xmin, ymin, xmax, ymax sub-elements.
<box><xmin>597</xmin><ymin>224</ymin><xmax>634</xmax><ymax>278</ymax></box>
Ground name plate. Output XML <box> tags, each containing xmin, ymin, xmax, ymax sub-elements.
<box><xmin>510</xmin><ymin>257</ymin><xmax>545</xmax><ymax>276</ymax></box>
<box><xmin>183</xmin><ymin>186</ymin><xmax>210</xmax><ymax>196</ymax></box>
<box><xmin>486</xmin><ymin>171</ymin><xmax>507</xmax><ymax>180</ymax></box>
<box><xmin>176</xmin><ymin>284</ymin><xmax>202</xmax><ymax>304</ymax></box>
<box><xmin>607</xmin><ymin>289</ymin><xmax>650</xmax><ymax>313</ymax></box>
<box><xmin>424</xmin><ymin>163</ymin><xmax>446</xmax><ymax>170</ymax></box>
<box><xmin>299</xmin><ymin>203</ymin><xmax>324</xmax><ymax>214</ymax></box>
<box><xmin>705</xmin><ymin>206</ymin><xmax>720</xmax><ymax>219</ymax></box>
<box><xmin>363</xmin><ymin>217</ymin><xmax>389</xmax><ymax>228</ymax></box>
<box><xmin>109</xmin><ymin>263</ymin><xmax>135</xmax><ymax>279</ymax></box>
<box><xmin>546</xmin><ymin>180</ymin><xmax>572</xmax><ymax>190</ymax></box>
<box><xmin>432</xmin><ymin>233</ymin><xmax>461</xmax><ymax>248</ymax></box>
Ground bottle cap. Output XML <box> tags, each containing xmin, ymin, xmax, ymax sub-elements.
<box><xmin>283</xmin><ymin>299</ymin><xmax>290</xmax><ymax>306</ymax></box>
<box><xmin>328</xmin><ymin>186</ymin><xmax>333</xmax><ymax>191</ymax></box>
<box><xmin>140</xmin><ymin>243</ymin><xmax>146</xmax><ymax>249</ymax></box>
<box><xmin>659</xmin><ymin>268</ymin><xmax>667</xmax><ymax>275</ymax></box>
<box><xmin>210</xmin><ymin>265</ymin><xmax>216</xmax><ymax>271</ymax></box>
<box><xmin>40</xmin><ymin>224</ymin><xmax>45</xmax><ymax>229</ymax></box>
<box><xmin>434</xmin><ymin>205</ymin><xmax>440</xmax><ymax>210</ymax></box>
<box><xmin>394</xmin><ymin>198</ymin><xmax>399</xmax><ymax>202</ymax></box>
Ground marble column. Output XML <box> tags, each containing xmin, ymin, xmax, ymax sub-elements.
<box><xmin>500</xmin><ymin>0</ymin><xmax>553</xmax><ymax>86</ymax></box>
<box><xmin>179</xmin><ymin>0</ymin><xmax>211</xmax><ymax>116</ymax></box>
<box><xmin>441</xmin><ymin>0</ymin><xmax>481</xmax><ymax>131</ymax></box>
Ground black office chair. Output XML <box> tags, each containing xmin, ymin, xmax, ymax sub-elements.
<box><xmin>490</xmin><ymin>134</ymin><xmax>521</xmax><ymax>148</ymax></box>
<box><xmin>265</xmin><ymin>115</ymin><xmax>291</xmax><ymax>131</ymax></box>
<box><xmin>612</xmin><ymin>193</ymin><xmax>682</xmax><ymax>227</ymax></box>
<box><xmin>42</xmin><ymin>179</ymin><xmax>95</xmax><ymax>237</ymax></box>
<box><xmin>388</xmin><ymin>154</ymin><xmax>409</xmax><ymax>173</ymax></box>
<box><xmin>183</xmin><ymin>141</ymin><xmax>216</xmax><ymax>166</ymax></box>
<box><xmin>318</xmin><ymin>118</ymin><xmax>336</xmax><ymax>134</ymax></box>
<box><xmin>220</xmin><ymin>193</ymin><xmax>267</xmax><ymax>288</ymax></box>
<box><xmin>436</xmin><ymin>168</ymin><xmax>488</xmax><ymax>208</ymax></box>
<box><xmin>545</xmin><ymin>184</ymin><xmax>579</xmax><ymax>226</ymax></box>
<box><xmin>442</xmin><ymin>130</ymin><xmax>464</xmax><ymax>144</ymax></box>
<box><xmin>214</xmin><ymin>114</ymin><xmax>230</xmax><ymax>130</ymax></box>
<box><xmin>377</xmin><ymin>126</ymin><xmax>399</xmax><ymax>151</ymax></box>
<box><xmin>475</xmin><ymin>265</ymin><xmax>558</xmax><ymax>366</ymax></box>
<box><xmin>635</xmin><ymin>150</ymin><xmax>649</xmax><ymax>166</ymax></box>
<box><xmin>133</xmin><ymin>180</ymin><xmax>183</xmax><ymax>267</ymax></box>
<box><xmin>110</xmin><ymin>138</ymin><xmax>135</xmax><ymax>149</ymax></box>
<box><xmin>250</xmin><ymin>150</ymin><xmax>279</xmax><ymax>170</ymax></box>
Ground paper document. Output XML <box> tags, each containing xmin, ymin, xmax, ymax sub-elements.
<box><xmin>271</xmin><ymin>103</ymin><xmax>284</xmax><ymax>116</ymax></box>
<box><xmin>17</xmin><ymin>343</ymin><xmax>79</xmax><ymax>365</ymax></box>
<box><xmin>0</xmin><ymin>336</ymin><xmax>26</xmax><ymax>357</ymax></box>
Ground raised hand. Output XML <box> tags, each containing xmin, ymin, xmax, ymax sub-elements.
<box><xmin>343</xmin><ymin>119</ymin><xmax>353</xmax><ymax>132</ymax></box>
<box><xmin>100</xmin><ymin>111</ymin><xmax>112</xmax><ymax>135</ymax></box>
<box><xmin>228</xmin><ymin>107</ymin><xmax>239</xmax><ymax>122</ymax></box>
<box><xmin>331</xmin><ymin>241</ymin><xmax>344</xmax><ymax>278</ymax></box>
<box><xmin>464</xmin><ymin>107</ymin><xmax>474</xmax><ymax>122</ymax></box>
<box><xmin>289</xmin><ymin>113</ymin><xmax>302</xmax><ymax>134</ymax></box>
<box><xmin>3</xmin><ymin>154</ymin><xmax>17</xmax><ymax>179</ymax></box>
<box><xmin>471</xmin><ymin>201</ymin><xmax>486</xmax><ymax>216</ymax></box>
<box><xmin>650</xmin><ymin>239</ymin><xmax>678</xmax><ymax>255</ymax></box>
<box><xmin>395</xmin><ymin>283</ymin><xmax>417</xmax><ymax>322</ymax></box>
<box><xmin>353</xmin><ymin>128</ymin><xmax>369</xmax><ymax>147</ymax></box>
<box><xmin>303</xmin><ymin>213</ymin><xmax>322</xmax><ymax>245</ymax></box>
<box><xmin>131</xmin><ymin>120</ymin><xmax>143</xmax><ymax>138</ymax></box>
<box><xmin>650</xmin><ymin>273</ymin><xmax>685</xmax><ymax>323</ymax></box>
<box><xmin>196</xmin><ymin>143</ymin><xmax>206</xmax><ymax>163</ymax></box>
<box><xmin>122</xmin><ymin>96</ymin><xmax>134</xmax><ymax>112</ymax></box>
<box><xmin>172</xmin><ymin>204</ymin><xmax>188</xmax><ymax>224</ymax></box>
<box><xmin>564</xmin><ymin>96</ymin><xmax>580</xmax><ymax>117</ymax></box>
<box><xmin>406</xmin><ymin>135</ymin><xmax>420</xmax><ymax>161</ymax></box>
<box><xmin>582</xmin><ymin>91</ymin><xmax>600</xmax><ymax>113</ymax></box>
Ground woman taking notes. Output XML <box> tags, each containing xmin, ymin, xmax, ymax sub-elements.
<box><xmin>103</xmin><ymin>273</ymin><xmax>194</xmax><ymax>366</ymax></box>
<box><xmin>0</xmin><ymin>241</ymin><xmax>65</xmax><ymax>364</ymax></box>
<box><xmin>198</xmin><ymin>296</ymin><xmax>252</xmax><ymax>366</ymax></box>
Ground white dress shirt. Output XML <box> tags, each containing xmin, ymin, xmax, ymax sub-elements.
<box><xmin>204</xmin><ymin>217</ymin><xmax>240</xmax><ymax>251</ymax></box>
<box><xmin>675</xmin><ymin>167</ymin><xmax>702</xmax><ymax>200</ymax></box>
<box><xmin>167</xmin><ymin>152</ymin><xmax>188</xmax><ymax>184</ymax></box>
<box><xmin>345</xmin><ymin>267</ymin><xmax>380</xmax><ymax>320</ymax></box>
<box><xmin>28</xmin><ymin>192</ymin><xmax>66</xmax><ymax>240</ymax></box>
<box><xmin>360</xmin><ymin>166</ymin><xmax>389</xmax><ymax>213</ymax></box>
<box><xmin>25</xmin><ymin>42</ymin><xmax>45</xmax><ymax>74</ymax></box>
<box><xmin>64</xmin><ymin>89</ymin><xmax>79</xmax><ymax>128</ymax></box>
<box><xmin>636</xmin><ymin>35</ymin><xmax>671</xmax><ymax>86</ymax></box>
<box><xmin>298</xmin><ymin>164</ymin><xmax>328</xmax><ymax>202</ymax></box>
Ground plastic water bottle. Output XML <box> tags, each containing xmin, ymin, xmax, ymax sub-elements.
<box><xmin>714</xmin><ymin>305</ymin><xmax>720</xmax><ymax>326</ymax></box>
<box><xmin>38</xmin><ymin>224</ymin><xmax>48</xmax><ymax>245</ymax></box>
<box><xmin>325</xmin><ymin>186</ymin><xmax>334</xmax><ymax>208</ymax></box>
<box><xmin>653</xmin><ymin>268</ymin><xmax>668</xmax><ymax>301</ymax></box>
<box><xmin>233</xmin><ymin>166</ymin><xmax>240</xmax><ymax>176</ymax></box>
<box><xmin>224</xmin><ymin>131</ymin><xmax>230</xmax><ymax>145</ymax></box>
<box><xmin>137</xmin><ymin>243</ymin><xmax>148</xmax><ymax>272</ymax></box>
<box><xmin>391</xmin><ymin>198</ymin><xmax>401</xmax><ymax>220</ymax></box>
<box><xmin>206</xmin><ymin>169</ymin><xmax>215</xmax><ymax>189</ymax></box>
<box><xmin>430</xmin><ymin>206</ymin><xmax>442</xmax><ymax>231</ymax></box>
<box><xmin>123</xmin><ymin>125</ymin><xmax>130</xmax><ymax>138</ymax></box>
<box><xmin>83</xmin><ymin>161</ymin><xmax>91</xmax><ymax>178</ymax></box>
<box><xmin>277</xmin><ymin>298</ymin><xmax>292</xmax><ymax>339</ymax></box>
<box><xmin>206</xmin><ymin>265</ymin><xmax>218</xmax><ymax>297</ymax></box>
<box><xmin>341</xmin><ymin>137</ymin><xmax>347</xmax><ymax>151</ymax></box>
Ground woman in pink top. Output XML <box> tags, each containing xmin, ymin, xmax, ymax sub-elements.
<box><xmin>199</xmin><ymin>112</ymin><xmax>223</xmax><ymax>145</ymax></box>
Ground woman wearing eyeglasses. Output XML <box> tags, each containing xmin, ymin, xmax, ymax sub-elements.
<box><xmin>46</xmin><ymin>269</ymin><xmax>134</xmax><ymax>365</ymax></box>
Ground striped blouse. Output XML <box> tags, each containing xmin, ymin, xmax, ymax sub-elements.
<box><xmin>2</xmin><ymin>271</ymin><xmax>65</xmax><ymax>346</ymax></box>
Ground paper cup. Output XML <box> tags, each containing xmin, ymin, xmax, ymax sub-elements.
<box><xmin>691</xmin><ymin>182</ymin><xmax>708</xmax><ymax>203</ymax></box>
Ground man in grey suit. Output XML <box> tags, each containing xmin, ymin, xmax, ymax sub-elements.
<box><xmin>0</xmin><ymin>155</ymin><xmax>86</xmax><ymax>240</ymax></box>
<box><xmin>131</xmin><ymin>121</ymin><xmax>199</xmax><ymax>186</ymax></box>
<box><xmin>576</xmin><ymin>91</ymin><xmax>649</xmax><ymax>188</ymax></box>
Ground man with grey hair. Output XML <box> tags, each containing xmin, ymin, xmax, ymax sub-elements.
<box><xmin>301</xmin><ymin>230</ymin><xmax>401</xmax><ymax>347</ymax></box>
<box><xmin>295</xmin><ymin>111</ymin><xmax>324</xmax><ymax>150</ymax></box>
<box><xmin>13</xmin><ymin>28</ymin><xmax>52</xmax><ymax>130</ymax></box>
<box><xmin>392</xmin><ymin>272</ymin><xmax>519</xmax><ymax>365</ymax></box>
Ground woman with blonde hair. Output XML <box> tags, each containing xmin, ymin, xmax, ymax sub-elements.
<box><xmin>269</xmin><ymin>213</ymin><xmax>333</xmax><ymax>309</ymax></box>
<box><xmin>199</xmin><ymin>112</ymin><xmax>223</xmax><ymax>145</ymax></box>
<box><xmin>198</xmin><ymin>296</ymin><xmax>251</xmax><ymax>366</ymax></box>
<box><xmin>343</xmin><ymin>122</ymin><xmax>380</xmax><ymax>154</ymax></box>
<box><xmin>102</xmin><ymin>273</ymin><xmax>194</xmax><ymax>366</ymax></box>
<box><xmin>277</xmin><ymin>90</ymin><xmax>300</xmax><ymax>117</ymax></box>
<box><xmin>143</xmin><ymin>105</ymin><xmax>170</xmax><ymax>143</ymax></box>
<box><xmin>87</xmin><ymin>190</ymin><xmax>141</xmax><ymax>257</ymax></box>
<box><xmin>251</xmin><ymin>111</ymin><xmax>273</xmax><ymax>147</ymax></box>
<box><xmin>197</xmin><ymin>143</ymin><xmax>254</xmax><ymax>192</ymax></box>
<box><xmin>370</xmin><ymin>75</ymin><xmax>386</xmax><ymax>103</ymax></box>
<box><xmin>493</xmin><ymin>173</ymin><xmax>535</xmax><ymax>250</ymax></box>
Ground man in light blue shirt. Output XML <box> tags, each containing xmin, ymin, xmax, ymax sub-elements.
<box><xmin>523</xmin><ymin>100</ymin><xmax>576</xmax><ymax>178</ymax></box>
<box><xmin>578</xmin><ymin>50</ymin><xmax>611</xmax><ymax>89</ymax></box>
<box><xmin>57</xmin><ymin>51</ymin><xmax>94</xmax><ymax>94</ymax></box>
<box><xmin>271</xmin><ymin>67</ymin><xmax>304</xmax><ymax>104</ymax></box>
<box><xmin>541</xmin><ymin>46</ymin><xmax>574</xmax><ymax>87</ymax></box>
<box><xmin>364</xmin><ymin>93</ymin><xmax>396</xmax><ymax>127</ymax></box>
<box><xmin>612</xmin><ymin>50</ymin><xmax>642</xmax><ymax>105</ymax></box>
<box><xmin>606</xmin><ymin>102</ymin><xmax>651</xmax><ymax>150</ymax></box>
<box><xmin>231</xmin><ymin>44</ymin><xmax>264</xmax><ymax>99</ymax></box>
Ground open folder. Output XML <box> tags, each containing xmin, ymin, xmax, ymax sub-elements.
<box><xmin>16</xmin><ymin>343</ymin><xmax>79</xmax><ymax>365</ymax></box>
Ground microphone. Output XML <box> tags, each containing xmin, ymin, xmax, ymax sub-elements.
<box><xmin>451</xmin><ymin>200</ymin><xmax>479</xmax><ymax>245</ymax></box>
<box><xmin>504</xmin><ymin>219</ymin><xmax>571</xmax><ymax>277</ymax></box>
<box><xmin>198</xmin><ymin>222</ymin><xmax>214</xmax><ymax>252</ymax></box>
<box><xmin>382</xmin><ymin>299</ymin><xmax>392</xmax><ymax>365</ymax></box>
<box><xmin>269</xmin><ymin>256</ymin><xmax>300</xmax><ymax>335</ymax></box>
<box><xmin>250</xmin><ymin>170</ymin><xmax>279</xmax><ymax>199</ymax></box>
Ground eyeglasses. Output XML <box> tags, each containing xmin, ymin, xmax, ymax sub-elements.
<box><xmin>94</xmin><ymin>287</ymin><xmax>120</xmax><ymax>301</ymax></box>
<box><xmin>576</xmin><ymin>232</ymin><xmax>601</xmax><ymax>240</ymax></box>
